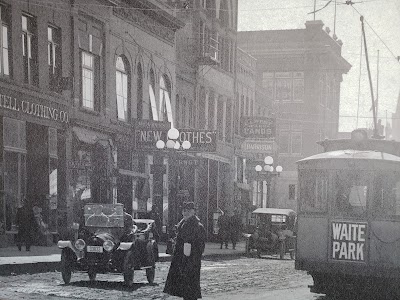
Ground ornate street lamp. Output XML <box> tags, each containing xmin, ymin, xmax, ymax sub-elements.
<box><xmin>156</xmin><ymin>128</ymin><xmax>191</xmax><ymax>151</ymax></box>
<box><xmin>254</xmin><ymin>156</ymin><xmax>283</xmax><ymax>208</ymax></box>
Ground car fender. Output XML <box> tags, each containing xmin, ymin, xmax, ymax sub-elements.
<box><xmin>118</xmin><ymin>242</ymin><xmax>134</xmax><ymax>251</ymax></box>
<box><xmin>58</xmin><ymin>240</ymin><xmax>73</xmax><ymax>249</ymax></box>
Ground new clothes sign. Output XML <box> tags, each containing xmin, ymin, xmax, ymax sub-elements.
<box><xmin>135</xmin><ymin>120</ymin><xmax>170</xmax><ymax>150</ymax></box>
<box><xmin>330</xmin><ymin>221</ymin><xmax>367</xmax><ymax>262</ymax></box>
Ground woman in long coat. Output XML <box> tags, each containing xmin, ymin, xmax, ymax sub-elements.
<box><xmin>164</xmin><ymin>202</ymin><xmax>206</xmax><ymax>300</ymax></box>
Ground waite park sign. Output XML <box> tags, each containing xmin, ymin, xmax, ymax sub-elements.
<box><xmin>240</xmin><ymin>117</ymin><xmax>276</xmax><ymax>139</ymax></box>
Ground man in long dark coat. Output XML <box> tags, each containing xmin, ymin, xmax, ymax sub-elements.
<box><xmin>164</xmin><ymin>201</ymin><xmax>206</xmax><ymax>300</ymax></box>
<box><xmin>15</xmin><ymin>199</ymin><xmax>37</xmax><ymax>251</ymax></box>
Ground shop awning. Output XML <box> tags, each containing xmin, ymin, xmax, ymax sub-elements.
<box><xmin>72</xmin><ymin>127</ymin><xmax>110</xmax><ymax>145</ymax></box>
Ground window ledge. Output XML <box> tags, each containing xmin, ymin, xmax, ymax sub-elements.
<box><xmin>79</xmin><ymin>106</ymin><xmax>100</xmax><ymax>116</ymax></box>
<box><xmin>110</xmin><ymin>118</ymin><xmax>131</xmax><ymax>127</ymax></box>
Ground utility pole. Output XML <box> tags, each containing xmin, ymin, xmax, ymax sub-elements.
<box><xmin>360</xmin><ymin>16</ymin><xmax>379</xmax><ymax>139</ymax></box>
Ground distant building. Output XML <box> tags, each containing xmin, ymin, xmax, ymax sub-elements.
<box><xmin>237</xmin><ymin>20</ymin><xmax>351</xmax><ymax>210</ymax></box>
<box><xmin>392</xmin><ymin>92</ymin><xmax>400</xmax><ymax>141</ymax></box>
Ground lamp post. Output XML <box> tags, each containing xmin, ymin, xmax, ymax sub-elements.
<box><xmin>155</xmin><ymin>128</ymin><xmax>191</xmax><ymax>227</ymax></box>
<box><xmin>254</xmin><ymin>156</ymin><xmax>283</xmax><ymax>208</ymax></box>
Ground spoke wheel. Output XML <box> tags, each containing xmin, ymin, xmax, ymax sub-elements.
<box><xmin>61</xmin><ymin>249</ymin><xmax>72</xmax><ymax>284</ymax></box>
<box><xmin>88</xmin><ymin>269</ymin><xmax>97</xmax><ymax>282</ymax></box>
<box><xmin>123</xmin><ymin>252</ymin><xmax>134</xmax><ymax>287</ymax></box>
<box><xmin>146</xmin><ymin>266</ymin><xmax>155</xmax><ymax>284</ymax></box>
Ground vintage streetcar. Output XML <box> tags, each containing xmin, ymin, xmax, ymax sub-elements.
<box><xmin>57</xmin><ymin>203</ymin><xmax>159</xmax><ymax>286</ymax></box>
<box><xmin>295</xmin><ymin>129</ymin><xmax>400</xmax><ymax>298</ymax></box>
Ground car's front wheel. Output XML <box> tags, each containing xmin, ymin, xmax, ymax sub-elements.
<box><xmin>61</xmin><ymin>249</ymin><xmax>72</xmax><ymax>284</ymax></box>
<box><xmin>88</xmin><ymin>269</ymin><xmax>96</xmax><ymax>282</ymax></box>
<box><xmin>123</xmin><ymin>251</ymin><xmax>134</xmax><ymax>287</ymax></box>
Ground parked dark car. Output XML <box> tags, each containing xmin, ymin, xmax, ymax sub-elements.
<box><xmin>245</xmin><ymin>208</ymin><xmax>297</xmax><ymax>259</ymax></box>
<box><xmin>57</xmin><ymin>203</ymin><xmax>158</xmax><ymax>286</ymax></box>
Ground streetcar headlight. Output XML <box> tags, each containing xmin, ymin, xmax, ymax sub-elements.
<box><xmin>74</xmin><ymin>239</ymin><xmax>86</xmax><ymax>251</ymax></box>
<box><xmin>103</xmin><ymin>240</ymin><xmax>115</xmax><ymax>252</ymax></box>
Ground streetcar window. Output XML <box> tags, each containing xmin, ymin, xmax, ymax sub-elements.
<box><xmin>373</xmin><ymin>172</ymin><xmax>400</xmax><ymax>216</ymax></box>
<box><xmin>299</xmin><ymin>169</ymin><xmax>328</xmax><ymax>212</ymax></box>
<box><xmin>334</xmin><ymin>171</ymin><xmax>369</xmax><ymax>216</ymax></box>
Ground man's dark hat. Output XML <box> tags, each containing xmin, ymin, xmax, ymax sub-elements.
<box><xmin>182</xmin><ymin>201</ymin><xmax>195</xmax><ymax>210</ymax></box>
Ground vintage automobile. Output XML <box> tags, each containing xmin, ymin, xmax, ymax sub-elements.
<box><xmin>245</xmin><ymin>208</ymin><xmax>297</xmax><ymax>259</ymax></box>
<box><xmin>57</xmin><ymin>203</ymin><xmax>159</xmax><ymax>286</ymax></box>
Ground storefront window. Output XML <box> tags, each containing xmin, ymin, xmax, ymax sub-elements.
<box><xmin>48</xmin><ymin>157</ymin><xmax>57</xmax><ymax>232</ymax></box>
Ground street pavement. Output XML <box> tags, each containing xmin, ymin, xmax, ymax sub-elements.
<box><xmin>0</xmin><ymin>241</ymin><xmax>247</xmax><ymax>276</ymax></box>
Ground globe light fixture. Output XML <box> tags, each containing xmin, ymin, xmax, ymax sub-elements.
<box><xmin>155</xmin><ymin>128</ymin><xmax>191</xmax><ymax>151</ymax></box>
<box><xmin>255</xmin><ymin>165</ymin><xmax>262</xmax><ymax>172</ymax></box>
<box><xmin>182</xmin><ymin>140</ymin><xmax>191</xmax><ymax>150</ymax></box>
<box><xmin>168</xmin><ymin>128</ymin><xmax>179</xmax><ymax>140</ymax></box>
<box><xmin>166</xmin><ymin>139</ymin><xmax>175</xmax><ymax>149</ymax></box>
<box><xmin>156</xmin><ymin>140</ymin><xmax>165</xmax><ymax>149</ymax></box>
<box><xmin>264</xmin><ymin>156</ymin><xmax>273</xmax><ymax>165</ymax></box>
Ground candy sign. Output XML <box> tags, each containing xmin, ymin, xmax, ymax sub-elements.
<box><xmin>331</xmin><ymin>222</ymin><xmax>367</xmax><ymax>262</ymax></box>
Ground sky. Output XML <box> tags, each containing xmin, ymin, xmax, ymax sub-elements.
<box><xmin>238</xmin><ymin>0</ymin><xmax>400</xmax><ymax>132</ymax></box>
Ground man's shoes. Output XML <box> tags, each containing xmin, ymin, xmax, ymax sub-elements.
<box><xmin>26</xmin><ymin>248</ymin><xmax>30</xmax><ymax>251</ymax></box>
<box><xmin>17</xmin><ymin>246</ymin><xmax>21</xmax><ymax>251</ymax></box>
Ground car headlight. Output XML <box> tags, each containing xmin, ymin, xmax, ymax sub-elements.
<box><xmin>74</xmin><ymin>239</ymin><xmax>86</xmax><ymax>251</ymax></box>
<box><xmin>103</xmin><ymin>240</ymin><xmax>115</xmax><ymax>252</ymax></box>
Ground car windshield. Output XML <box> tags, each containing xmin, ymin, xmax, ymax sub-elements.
<box><xmin>84</xmin><ymin>204</ymin><xmax>124</xmax><ymax>228</ymax></box>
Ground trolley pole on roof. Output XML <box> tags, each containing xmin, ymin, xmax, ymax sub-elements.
<box><xmin>360</xmin><ymin>16</ymin><xmax>380</xmax><ymax>139</ymax></box>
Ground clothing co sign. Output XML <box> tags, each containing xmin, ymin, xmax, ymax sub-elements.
<box><xmin>0</xmin><ymin>93</ymin><xmax>69</xmax><ymax>123</ymax></box>
<box><xmin>330</xmin><ymin>221</ymin><xmax>367</xmax><ymax>262</ymax></box>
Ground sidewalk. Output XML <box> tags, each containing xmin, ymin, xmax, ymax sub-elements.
<box><xmin>0</xmin><ymin>241</ymin><xmax>246</xmax><ymax>276</ymax></box>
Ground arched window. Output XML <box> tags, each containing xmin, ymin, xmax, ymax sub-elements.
<box><xmin>176</xmin><ymin>94</ymin><xmax>180</xmax><ymax>127</ymax></box>
<box><xmin>149</xmin><ymin>69</ymin><xmax>156</xmax><ymax>120</ymax></box>
<box><xmin>160</xmin><ymin>75</ymin><xmax>173</xmax><ymax>126</ymax></box>
<box><xmin>137</xmin><ymin>63</ymin><xmax>143</xmax><ymax>119</ymax></box>
<box><xmin>116</xmin><ymin>56</ymin><xmax>130</xmax><ymax>121</ymax></box>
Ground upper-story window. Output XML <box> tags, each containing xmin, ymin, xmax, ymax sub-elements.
<box><xmin>262</xmin><ymin>72</ymin><xmax>304</xmax><ymax>103</ymax></box>
<box><xmin>116</xmin><ymin>56</ymin><xmax>130</xmax><ymax>121</ymax></box>
<box><xmin>78</xmin><ymin>18</ymin><xmax>103</xmax><ymax>112</ymax></box>
<box><xmin>137</xmin><ymin>63</ymin><xmax>143</xmax><ymax>119</ymax></box>
<box><xmin>280</xmin><ymin>127</ymin><xmax>302</xmax><ymax>155</ymax></box>
<box><xmin>81</xmin><ymin>51</ymin><xmax>97</xmax><ymax>110</ymax></box>
<box><xmin>22</xmin><ymin>14</ymin><xmax>38</xmax><ymax>85</ymax></box>
<box><xmin>160</xmin><ymin>75</ymin><xmax>173</xmax><ymax>125</ymax></box>
<box><xmin>0</xmin><ymin>5</ymin><xmax>10</xmax><ymax>77</ymax></box>
<box><xmin>149</xmin><ymin>69</ymin><xmax>156</xmax><ymax>120</ymax></box>
<box><xmin>48</xmin><ymin>25</ymin><xmax>61</xmax><ymax>92</ymax></box>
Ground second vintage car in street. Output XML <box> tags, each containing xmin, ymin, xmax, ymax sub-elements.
<box><xmin>57</xmin><ymin>203</ymin><xmax>158</xmax><ymax>286</ymax></box>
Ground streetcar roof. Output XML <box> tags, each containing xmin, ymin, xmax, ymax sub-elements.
<box><xmin>297</xmin><ymin>149</ymin><xmax>400</xmax><ymax>164</ymax></box>
<box><xmin>252</xmin><ymin>208</ymin><xmax>296</xmax><ymax>216</ymax></box>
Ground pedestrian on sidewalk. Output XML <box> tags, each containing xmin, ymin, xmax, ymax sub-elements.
<box><xmin>164</xmin><ymin>201</ymin><xmax>206</xmax><ymax>300</ymax></box>
<box><xmin>217</xmin><ymin>211</ymin><xmax>230</xmax><ymax>249</ymax></box>
<box><xmin>229</xmin><ymin>210</ymin><xmax>242</xmax><ymax>250</ymax></box>
<box><xmin>15</xmin><ymin>198</ymin><xmax>37</xmax><ymax>251</ymax></box>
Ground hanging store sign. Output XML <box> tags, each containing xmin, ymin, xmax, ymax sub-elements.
<box><xmin>330</xmin><ymin>221</ymin><xmax>367</xmax><ymax>262</ymax></box>
<box><xmin>0</xmin><ymin>92</ymin><xmax>69</xmax><ymax>123</ymax></box>
<box><xmin>240</xmin><ymin>117</ymin><xmax>276</xmax><ymax>139</ymax></box>
<box><xmin>177</xmin><ymin>129</ymin><xmax>217</xmax><ymax>152</ymax></box>
<box><xmin>238</xmin><ymin>140</ymin><xmax>277</xmax><ymax>160</ymax></box>
<box><xmin>135</xmin><ymin>120</ymin><xmax>170</xmax><ymax>150</ymax></box>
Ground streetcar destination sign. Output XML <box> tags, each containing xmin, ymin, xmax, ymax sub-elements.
<box><xmin>331</xmin><ymin>222</ymin><xmax>367</xmax><ymax>262</ymax></box>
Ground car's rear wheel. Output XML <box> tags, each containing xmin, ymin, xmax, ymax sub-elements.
<box><xmin>88</xmin><ymin>269</ymin><xmax>96</xmax><ymax>282</ymax></box>
<box><xmin>61</xmin><ymin>249</ymin><xmax>72</xmax><ymax>284</ymax></box>
<box><xmin>146</xmin><ymin>266</ymin><xmax>155</xmax><ymax>284</ymax></box>
<box><xmin>123</xmin><ymin>251</ymin><xmax>134</xmax><ymax>286</ymax></box>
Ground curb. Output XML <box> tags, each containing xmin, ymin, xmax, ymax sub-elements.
<box><xmin>0</xmin><ymin>252</ymin><xmax>246</xmax><ymax>276</ymax></box>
